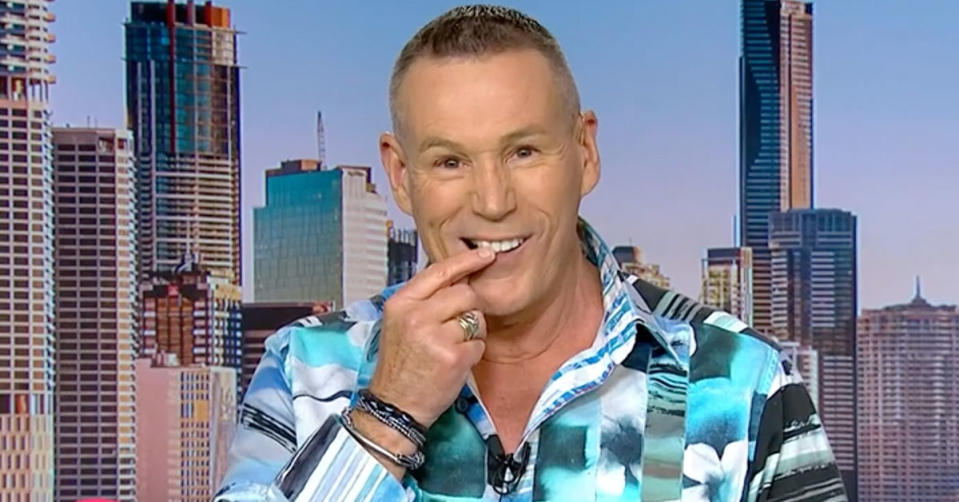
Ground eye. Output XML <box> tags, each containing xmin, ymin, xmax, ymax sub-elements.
<box><xmin>436</xmin><ymin>157</ymin><xmax>463</xmax><ymax>169</ymax></box>
<box><xmin>514</xmin><ymin>146</ymin><xmax>537</xmax><ymax>159</ymax></box>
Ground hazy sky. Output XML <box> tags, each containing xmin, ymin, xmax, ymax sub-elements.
<box><xmin>51</xmin><ymin>1</ymin><xmax>958</xmax><ymax>309</ymax></box>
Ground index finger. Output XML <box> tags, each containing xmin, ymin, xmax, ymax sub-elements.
<box><xmin>401</xmin><ymin>248</ymin><xmax>496</xmax><ymax>300</ymax></box>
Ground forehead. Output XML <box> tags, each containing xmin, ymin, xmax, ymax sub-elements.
<box><xmin>396</xmin><ymin>49</ymin><xmax>568</xmax><ymax>141</ymax></box>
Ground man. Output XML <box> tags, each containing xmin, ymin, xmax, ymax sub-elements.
<box><xmin>217</xmin><ymin>5</ymin><xmax>846</xmax><ymax>501</ymax></box>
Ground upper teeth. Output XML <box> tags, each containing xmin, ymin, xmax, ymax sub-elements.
<box><xmin>471</xmin><ymin>238</ymin><xmax>524</xmax><ymax>253</ymax></box>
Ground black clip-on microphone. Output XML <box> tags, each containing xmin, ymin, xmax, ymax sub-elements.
<box><xmin>486</xmin><ymin>435</ymin><xmax>532</xmax><ymax>495</ymax></box>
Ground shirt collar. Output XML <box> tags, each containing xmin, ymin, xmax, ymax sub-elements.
<box><xmin>576</xmin><ymin>217</ymin><xmax>679</xmax><ymax>364</ymax></box>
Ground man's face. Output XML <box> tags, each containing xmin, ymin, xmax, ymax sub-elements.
<box><xmin>381</xmin><ymin>49</ymin><xmax>600</xmax><ymax>317</ymax></box>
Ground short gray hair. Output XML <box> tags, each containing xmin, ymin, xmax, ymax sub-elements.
<box><xmin>389</xmin><ymin>4</ymin><xmax>581</xmax><ymax>136</ymax></box>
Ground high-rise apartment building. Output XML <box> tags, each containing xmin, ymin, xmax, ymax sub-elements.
<box><xmin>857</xmin><ymin>285</ymin><xmax>959</xmax><ymax>502</ymax></box>
<box><xmin>0</xmin><ymin>1</ymin><xmax>56</xmax><ymax>500</ymax></box>
<box><xmin>52</xmin><ymin>127</ymin><xmax>137</xmax><ymax>502</ymax></box>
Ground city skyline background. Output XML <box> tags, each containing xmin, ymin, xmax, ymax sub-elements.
<box><xmin>51</xmin><ymin>0</ymin><xmax>958</xmax><ymax>309</ymax></box>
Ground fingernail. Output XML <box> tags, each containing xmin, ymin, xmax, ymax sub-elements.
<box><xmin>478</xmin><ymin>248</ymin><xmax>494</xmax><ymax>259</ymax></box>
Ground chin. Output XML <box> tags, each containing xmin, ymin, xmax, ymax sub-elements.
<box><xmin>468</xmin><ymin>274</ymin><xmax>530</xmax><ymax>318</ymax></box>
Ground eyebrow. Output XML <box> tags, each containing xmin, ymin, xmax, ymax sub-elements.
<box><xmin>418</xmin><ymin>136</ymin><xmax>466</xmax><ymax>153</ymax></box>
<box><xmin>417</xmin><ymin>125</ymin><xmax>551</xmax><ymax>153</ymax></box>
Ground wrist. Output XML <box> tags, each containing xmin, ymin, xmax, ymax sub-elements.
<box><xmin>350</xmin><ymin>408</ymin><xmax>419</xmax><ymax>455</ymax></box>
<box><xmin>342</xmin><ymin>408</ymin><xmax>425</xmax><ymax>475</ymax></box>
<box><xmin>366</xmin><ymin>383</ymin><xmax>436</xmax><ymax>427</ymax></box>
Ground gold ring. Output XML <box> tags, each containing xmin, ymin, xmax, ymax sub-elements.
<box><xmin>457</xmin><ymin>312</ymin><xmax>481</xmax><ymax>342</ymax></box>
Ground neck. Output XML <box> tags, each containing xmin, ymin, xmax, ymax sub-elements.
<box><xmin>480</xmin><ymin>247</ymin><xmax>604</xmax><ymax>365</ymax></box>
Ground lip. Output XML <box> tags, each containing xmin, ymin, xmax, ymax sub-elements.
<box><xmin>460</xmin><ymin>235</ymin><xmax>531</xmax><ymax>244</ymax></box>
<box><xmin>457</xmin><ymin>234</ymin><xmax>532</xmax><ymax>262</ymax></box>
<box><xmin>462</xmin><ymin>233</ymin><xmax>533</xmax><ymax>271</ymax></box>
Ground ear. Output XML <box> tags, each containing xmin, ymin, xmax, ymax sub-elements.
<box><xmin>577</xmin><ymin>110</ymin><xmax>600</xmax><ymax>197</ymax></box>
<box><xmin>379</xmin><ymin>132</ymin><xmax>414</xmax><ymax>215</ymax></box>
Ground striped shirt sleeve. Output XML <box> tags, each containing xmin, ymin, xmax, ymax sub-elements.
<box><xmin>744</xmin><ymin>353</ymin><xmax>848</xmax><ymax>502</ymax></box>
<box><xmin>213</xmin><ymin>328</ymin><xmax>408</xmax><ymax>502</ymax></box>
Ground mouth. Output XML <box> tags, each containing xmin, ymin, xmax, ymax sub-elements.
<box><xmin>461</xmin><ymin>236</ymin><xmax>529</xmax><ymax>254</ymax></box>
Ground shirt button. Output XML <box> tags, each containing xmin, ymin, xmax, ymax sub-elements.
<box><xmin>454</xmin><ymin>396</ymin><xmax>471</xmax><ymax>414</ymax></box>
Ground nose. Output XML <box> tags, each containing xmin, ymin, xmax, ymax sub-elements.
<box><xmin>469</xmin><ymin>160</ymin><xmax>516</xmax><ymax>221</ymax></box>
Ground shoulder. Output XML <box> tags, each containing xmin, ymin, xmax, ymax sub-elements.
<box><xmin>263</xmin><ymin>295</ymin><xmax>386</xmax><ymax>382</ymax></box>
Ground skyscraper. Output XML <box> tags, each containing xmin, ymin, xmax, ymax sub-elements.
<box><xmin>739</xmin><ymin>0</ymin><xmax>813</xmax><ymax>336</ymax></box>
<box><xmin>857</xmin><ymin>284</ymin><xmax>959</xmax><ymax>502</ymax></box>
<box><xmin>52</xmin><ymin>127</ymin><xmax>137</xmax><ymax>502</ymax></box>
<box><xmin>611</xmin><ymin>245</ymin><xmax>670</xmax><ymax>289</ymax></box>
<box><xmin>254</xmin><ymin>159</ymin><xmax>387</xmax><ymax>306</ymax></box>
<box><xmin>769</xmin><ymin>208</ymin><xmax>857</xmax><ymax>497</ymax></box>
<box><xmin>135</xmin><ymin>356</ymin><xmax>237</xmax><ymax>502</ymax></box>
<box><xmin>388</xmin><ymin>221</ymin><xmax>418</xmax><ymax>286</ymax></box>
<box><xmin>0</xmin><ymin>1</ymin><xmax>55</xmax><ymax>500</ymax></box>
<box><xmin>125</xmin><ymin>1</ymin><xmax>241</xmax><ymax>284</ymax></box>
<box><xmin>700</xmin><ymin>246</ymin><xmax>754</xmax><ymax>324</ymax></box>
<box><xmin>139</xmin><ymin>254</ymin><xmax>242</xmax><ymax>370</ymax></box>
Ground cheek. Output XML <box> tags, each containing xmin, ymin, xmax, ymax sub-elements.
<box><xmin>408</xmin><ymin>175</ymin><xmax>466</xmax><ymax>257</ymax></box>
<box><xmin>409</xmin><ymin>175</ymin><xmax>459</xmax><ymax>221</ymax></box>
<box><xmin>514</xmin><ymin>163</ymin><xmax>583</xmax><ymax>218</ymax></box>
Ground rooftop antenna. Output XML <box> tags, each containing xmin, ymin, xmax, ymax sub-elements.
<box><xmin>316</xmin><ymin>110</ymin><xmax>326</xmax><ymax>168</ymax></box>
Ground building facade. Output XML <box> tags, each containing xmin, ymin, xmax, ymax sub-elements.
<box><xmin>779</xmin><ymin>340</ymin><xmax>819</xmax><ymax>406</ymax></box>
<box><xmin>0</xmin><ymin>1</ymin><xmax>56</xmax><ymax>500</ymax></box>
<box><xmin>739</xmin><ymin>0</ymin><xmax>814</xmax><ymax>337</ymax></box>
<box><xmin>52</xmin><ymin>127</ymin><xmax>137</xmax><ymax>501</ymax></box>
<box><xmin>700</xmin><ymin>246</ymin><xmax>754</xmax><ymax>324</ymax></box>
<box><xmin>139</xmin><ymin>255</ymin><xmax>242</xmax><ymax>371</ymax></box>
<box><xmin>769</xmin><ymin>208</ymin><xmax>857</xmax><ymax>497</ymax></box>
<box><xmin>857</xmin><ymin>286</ymin><xmax>959</xmax><ymax>501</ymax></box>
<box><xmin>611</xmin><ymin>245</ymin><xmax>670</xmax><ymax>289</ymax></box>
<box><xmin>387</xmin><ymin>222</ymin><xmax>418</xmax><ymax>286</ymax></box>
<box><xmin>135</xmin><ymin>356</ymin><xmax>237</xmax><ymax>502</ymax></box>
<box><xmin>125</xmin><ymin>1</ymin><xmax>241</xmax><ymax>284</ymax></box>
<box><xmin>254</xmin><ymin>160</ymin><xmax>387</xmax><ymax>306</ymax></box>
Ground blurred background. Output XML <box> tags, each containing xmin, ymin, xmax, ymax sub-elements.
<box><xmin>0</xmin><ymin>0</ymin><xmax>956</xmax><ymax>501</ymax></box>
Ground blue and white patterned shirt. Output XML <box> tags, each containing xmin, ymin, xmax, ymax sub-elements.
<box><xmin>216</xmin><ymin>219</ymin><xmax>846</xmax><ymax>502</ymax></box>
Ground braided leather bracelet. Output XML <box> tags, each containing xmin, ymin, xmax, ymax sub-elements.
<box><xmin>354</xmin><ymin>389</ymin><xmax>428</xmax><ymax>448</ymax></box>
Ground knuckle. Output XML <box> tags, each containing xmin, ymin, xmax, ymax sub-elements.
<box><xmin>404</xmin><ymin>312</ymin><xmax>422</xmax><ymax>332</ymax></box>
<box><xmin>435</xmin><ymin>348</ymin><xmax>459</xmax><ymax>367</ymax></box>
<box><xmin>433</xmin><ymin>263</ymin><xmax>453</xmax><ymax>284</ymax></box>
